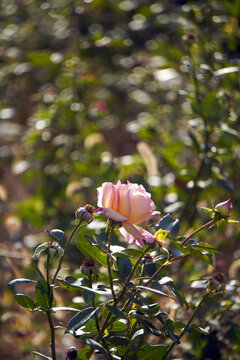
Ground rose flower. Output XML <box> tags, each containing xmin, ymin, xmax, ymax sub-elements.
<box><xmin>96</xmin><ymin>181</ymin><xmax>155</xmax><ymax>247</ymax></box>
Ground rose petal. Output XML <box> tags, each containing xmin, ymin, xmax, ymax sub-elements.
<box><xmin>97</xmin><ymin>182</ymin><xmax>115</xmax><ymax>208</ymax></box>
<box><xmin>120</xmin><ymin>222</ymin><xmax>155</xmax><ymax>248</ymax></box>
<box><xmin>127</xmin><ymin>183</ymin><xmax>154</xmax><ymax>224</ymax></box>
<box><xmin>116</xmin><ymin>183</ymin><xmax>131</xmax><ymax>219</ymax></box>
<box><xmin>120</xmin><ymin>226</ymin><xmax>145</xmax><ymax>248</ymax></box>
<box><xmin>97</xmin><ymin>207</ymin><xmax>128</xmax><ymax>222</ymax></box>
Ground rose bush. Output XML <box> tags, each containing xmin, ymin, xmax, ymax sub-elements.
<box><xmin>97</xmin><ymin>180</ymin><xmax>155</xmax><ymax>247</ymax></box>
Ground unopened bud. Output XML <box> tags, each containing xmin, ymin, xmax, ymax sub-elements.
<box><xmin>209</xmin><ymin>273</ymin><xmax>226</xmax><ymax>292</ymax></box>
<box><xmin>75</xmin><ymin>204</ymin><xmax>95</xmax><ymax>224</ymax></box>
<box><xmin>215</xmin><ymin>198</ymin><xmax>232</xmax><ymax>216</ymax></box>
<box><xmin>66</xmin><ymin>347</ymin><xmax>78</xmax><ymax>360</ymax></box>
<box><xmin>182</xmin><ymin>32</ymin><xmax>196</xmax><ymax>44</ymax></box>
<box><xmin>80</xmin><ymin>257</ymin><xmax>98</xmax><ymax>277</ymax></box>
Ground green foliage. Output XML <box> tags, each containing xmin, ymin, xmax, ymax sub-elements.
<box><xmin>2</xmin><ymin>0</ymin><xmax>240</xmax><ymax>359</ymax></box>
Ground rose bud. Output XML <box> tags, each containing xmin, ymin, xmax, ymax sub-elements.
<box><xmin>80</xmin><ymin>257</ymin><xmax>98</xmax><ymax>277</ymax></box>
<box><xmin>215</xmin><ymin>199</ymin><xmax>232</xmax><ymax>216</ymax></box>
<box><xmin>75</xmin><ymin>204</ymin><xmax>95</xmax><ymax>224</ymax></box>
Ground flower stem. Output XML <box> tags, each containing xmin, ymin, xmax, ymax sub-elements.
<box><xmin>181</xmin><ymin>220</ymin><xmax>214</xmax><ymax>245</ymax></box>
<box><xmin>94</xmin><ymin>245</ymin><xmax>151</xmax><ymax>347</ymax></box>
<box><xmin>162</xmin><ymin>291</ymin><xmax>212</xmax><ymax>360</ymax></box>
<box><xmin>51</xmin><ymin>223</ymin><xmax>80</xmax><ymax>284</ymax></box>
<box><xmin>107</xmin><ymin>225</ymin><xmax>117</xmax><ymax>303</ymax></box>
<box><xmin>46</xmin><ymin>249</ymin><xmax>56</xmax><ymax>360</ymax></box>
<box><xmin>46</xmin><ymin>310</ymin><xmax>56</xmax><ymax>360</ymax></box>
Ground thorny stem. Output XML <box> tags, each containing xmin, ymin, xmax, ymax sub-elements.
<box><xmin>51</xmin><ymin>223</ymin><xmax>80</xmax><ymax>284</ymax></box>
<box><xmin>162</xmin><ymin>291</ymin><xmax>213</xmax><ymax>360</ymax></box>
<box><xmin>107</xmin><ymin>226</ymin><xmax>117</xmax><ymax>303</ymax></box>
<box><xmin>181</xmin><ymin>220</ymin><xmax>214</xmax><ymax>245</ymax></box>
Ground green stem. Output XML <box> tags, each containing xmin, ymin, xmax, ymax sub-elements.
<box><xmin>51</xmin><ymin>223</ymin><xmax>80</xmax><ymax>284</ymax></box>
<box><xmin>94</xmin><ymin>245</ymin><xmax>151</xmax><ymax>346</ymax></box>
<box><xmin>162</xmin><ymin>291</ymin><xmax>212</xmax><ymax>360</ymax></box>
<box><xmin>46</xmin><ymin>249</ymin><xmax>56</xmax><ymax>360</ymax></box>
<box><xmin>144</xmin><ymin>260</ymin><xmax>169</xmax><ymax>287</ymax></box>
<box><xmin>181</xmin><ymin>220</ymin><xmax>214</xmax><ymax>245</ymax></box>
<box><xmin>123</xmin><ymin>320</ymin><xmax>138</xmax><ymax>358</ymax></box>
<box><xmin>46</xmin><ymin>310</ymin><xmax>57</xmax><ymax>360</ymax></box>
<box><xmin>107</xmin><ymin>226</ymin><xmax>117</xmax><ymax>303</ymax></box>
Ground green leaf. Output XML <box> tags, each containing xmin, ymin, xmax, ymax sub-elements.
<box><xmin>15</xmin><ymin>294</ymin><xmax>35</xmax><ymax>310</ymax></box>
<box><xmin>76</xmin><ymin>234</ymin><xmax>108</xmax><ymax>266</ymax></box>
<box><xmin>58</xmin><ymin>276</ymin><xmax>107</xmax><ymax>295</ymax></box>
<box><xmin>83</xmin><ymin>289</ymin><xmax>95</xmax><ymax>304</ymax></box>
<box><xmin>105</xmin><ymin>305</ymin><xmax>127</xmax><ymax>320</ymax></box>
<box><xmin>32</xmin><ymin>351</ymin><xmax>52</xmax><ymax>360</ymax></box>
<box><xmin>137</xmin><ymin>286</ymin><xmax>174</xmax><ymax>299</ymax></box>
<box><xmin>138</xmin><ymin>303</ymin><xmax>160</xmax><ymax>315</ymax></box>
<box><xmin>35</xmin><ymin>278</ymin><xmax>53</xmax><ymax>310</ymax></box>
<box><xmin>66</xmin><ymin>307</ymin><xmax>99</xmax><ymax>334</ymax></box>
<box><xmin>154</xmin><ymin>214</ymin><xmax>179</xmax><ymax>237</ymax></box>
<box><xmin>137</xmin><ymin>345</ymin><xmax>167</xmax><ymax>359</ymax></box>
<box><xmin>189</xmin><ymin>248</ymin><xmax>213</xmax><ymax>265</ymax></box>
<box><xmin>32</xmin><ymin>243</ymin><xmax>48</xmax><ymax>259</ymax></box>
<box><xmin>84</xmin><ymin>338</ymin><xmax>109</xmax><ymax>359</ymax></box>
<box><xmin>52</xmin><ymin>307</ymin><xmax>79</xmax><ymax>312</ymax></box>
<box><xmin>116</xmin><ymin>257</ymin><xmax>132</xmax><ymax>279</ymax></box>
<box><xmin>77</xmin><ymin>347</ymin><xmax>91</xmax><ymax>360</ymax></box>
<box><xmin>107</xmin><ymin>336</ymin><xmax>129</xmax><ymax>346</ymax></box>
<box><xmin>144</xmin><ymin>262</ymin><xmax>157</xmax><ymax>277</ymax></box>
<box><xmin>188</xmin><ymin>130</ymin><xmax>201</xmax><ymax>153</ymax></box>
<box><xmin>46</xmin><ymin>229</ymin><xmax>65</xmax><ymax>242</ymax></box>
<box><xmin>8</xmin><ymin>278</ymin><xmax>36</xmax><ymax>289</ymax></box>
<box><xmin>193</xmin><ymin>242</ymin><xmax>219</xmax><ymax>254</ymax></box>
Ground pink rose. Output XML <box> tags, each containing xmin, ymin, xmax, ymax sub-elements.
<box><xmin>96</xmin><ymin>180</ymin><xmax>155</xmax><ymax>247</ymax></box>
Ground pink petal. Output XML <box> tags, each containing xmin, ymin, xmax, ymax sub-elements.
<box><xmin>127</xmin><ymin>184</ymin><xmax>154</xmax><ymax>224</ymax></box>
<box><xmin>116</xmin><ymin>183</ymin><xmax>131</xmax><ymax>219</ymax></box>
<box><xmin>121</xmin><ymin>221</ymin><xmax>155</xmax><ymax>248</ymax></box>
<box><xmin>97</xmin><ymin>207</ymin><xmax>128</xmax><ymax>222</ymax></box>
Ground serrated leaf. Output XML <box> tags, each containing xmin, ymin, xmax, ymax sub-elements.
<box><xmin>106</xmin><ymin>305</ymin><xmax>127</xmax><ymax>319</ymax></box>
<box><xmin>35</xmin><ymin>278</ymin><xmax>53</xmax><ymax>309</ymax></box>
<box><xmin>84</xmin><ymin>338</ymin><xmax>109</xmax><ymax>359</ymax></box>
<box><xmin>66</xmin><ymin>307</ymin><xmax>99</xmax><ymax>334</ymax></box>
<box><xmin>15</xmin><ymin>294</ymin><xmax>35</xmax><ymax>310</ymax></box>
<box><xmin>76</xmin><ymin>234</ymin><xmax>108</xmax><ymax>266</ymax></box>
<box><xmin>116</xmin><ymin>257</ymin><xmax>132</xmax><ymax>279</ymax></box>
<box><xmin>137</xmin><ymin>344</ymin><xmax>167</xmax><ymax>359</ymax></box>
<box><xmin>155</xmin><ymin>214</ymin><xmax>179</xmax><ymax>237</ymax></box>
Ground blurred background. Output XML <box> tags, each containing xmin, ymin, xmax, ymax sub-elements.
<box><xmin>0</xmin><ymin>0</ymin><xmax>240</xmax><ymax>359</ymax></box>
